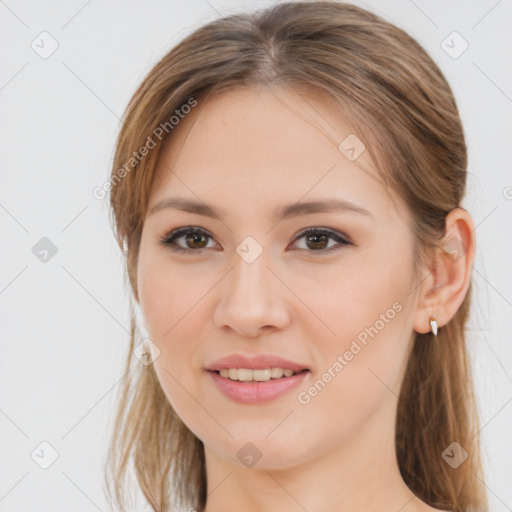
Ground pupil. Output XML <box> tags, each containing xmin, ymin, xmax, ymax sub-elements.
<box><xmin>187</xmin><ymin>233</ymin><xmax>206</xmax><ymax>248</ymax></box>
<box><xmin>307</xmin><ymin>233</ymin><xmax>327</xmax><ymax>249</ymax></box>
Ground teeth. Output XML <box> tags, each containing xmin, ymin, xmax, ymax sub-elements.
<box><xmin>218</xmin><ymin>367</ymin><xmax>298</xmax><ymax>381</ymax></box>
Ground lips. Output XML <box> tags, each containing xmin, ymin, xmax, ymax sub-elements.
<box><xmin>206</xmin><ymin>353</ymin><xmax>310</xmax><ymax>373</ymax></box>
<box><xmin>208</xmin><ymin>369</ymin><xmax>309</xmax><ymax>404</ymax></box>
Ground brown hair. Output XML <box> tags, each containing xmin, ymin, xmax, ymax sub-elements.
<box><xmin>104</xmin><ymin>2</ymin><xmax>488</xmax><ymax>511</ymax></box>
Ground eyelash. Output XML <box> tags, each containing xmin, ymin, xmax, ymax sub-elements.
<box><xmin>158</xmin><ymin>226</ymin><xmax>353</xmax><ymax>254</ymax></box>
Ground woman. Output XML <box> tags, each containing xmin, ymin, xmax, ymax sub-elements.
<box><xmin>104</xmin><ymin>2</ymin><xmax>488</xmax><ymax>511</ymax></box>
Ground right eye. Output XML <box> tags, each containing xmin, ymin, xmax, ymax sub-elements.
<box><xmin>159</xmin><ymin>227</ymin><xmax>218</xmax><ymax>253</ymax></box>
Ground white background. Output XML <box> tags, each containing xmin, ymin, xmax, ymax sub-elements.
<box><xmin>1</xmin><ymin>0</ymin><xmax>511</xmax><ymax>511</ymax></box>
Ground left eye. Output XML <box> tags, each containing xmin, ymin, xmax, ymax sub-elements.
<box><xmin>292</xmin><ymin>227</ymin><xmax>352</xmax><ymax>252</ymax></box>
<box><xmin>159</xmin><ymin>227</ymin><xmax>352</xmax><ymax>253</ymax></box>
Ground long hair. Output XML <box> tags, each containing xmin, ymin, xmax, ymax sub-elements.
<box><xmin>104</xmin><ymin>2</ymin><xmax>488</xmax><ymax>511</ymax></box>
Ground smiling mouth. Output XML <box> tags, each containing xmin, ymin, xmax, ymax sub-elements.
<box><xmin>207</xmin><ymin>367</ymin><xmax>311</xmax><ymax>404</ymax></box>
<box><xmin>210</xmin><ymin>368</ymin><xmax>310</xmax><ymax>382</ymax></box>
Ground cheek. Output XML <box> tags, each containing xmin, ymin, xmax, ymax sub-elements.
<box><xmin>138</xmin><ymin>253</ymin><xmax>210</xmax><ymax>340</ymax></box>
<box><xmin>137</xmin><ymin>252</ymin><xmax>214</xmax><ymax>409</ymax></box>
<box><xmin>298</xmin><ymin>254</ymin><xmax>414</xmax><ymax>399</ymax></box>
<box><xmin>293</xmin><ymin>254</ymin><xmax>410</xmax><ymax>346</ymax></box>
<box><xmin>289</xmin><ymin>282</ymin><xmax>412</xmax><ymax>454</ymax></box>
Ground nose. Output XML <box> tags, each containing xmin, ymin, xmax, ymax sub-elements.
<box><xmin>213</xmin><ymin>251</ymin><xmax>290</xmax><ymax>337</ymax></box>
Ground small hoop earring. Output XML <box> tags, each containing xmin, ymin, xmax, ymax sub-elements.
<box><xmin>429</xmin><ymin>317</ymin><xmax>438</xmax><ymax>337</ymax></box>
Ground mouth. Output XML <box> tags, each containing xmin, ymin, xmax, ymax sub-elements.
<box><xmin>208</xmin><ymin>367</ymin><xmax>310</xmax><ymax>382</ymax></box>
<box><xmin>205</xmin><ymin>353</ymin><xmax>311</xmax><ymax>403</ymax></box>
<box><xmin>206</xmin><ymin>368</ymin><xmax>311</xmax><ymax>404</ymax></box>
<box><xmin>206</xmin><ymin>353</ymin><xmax>311</xmax><ymax>374</ymax></box>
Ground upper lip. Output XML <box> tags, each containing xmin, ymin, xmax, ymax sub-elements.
<box><xmin>206</xmin><ymin>353</ymin><xmax>310</xmax><ymax>373</ymax></box>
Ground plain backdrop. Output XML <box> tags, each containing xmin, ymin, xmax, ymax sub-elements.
<box><xmin>1</xmin><ymin>0</ymin><xmax>511</xmax><ymax>511</ymax></box>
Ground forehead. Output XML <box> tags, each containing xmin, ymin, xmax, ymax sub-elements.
<box><xmin>149</xmin><ymin>86</ymin><xmax>402</xmax><ymax>221</ymax></box>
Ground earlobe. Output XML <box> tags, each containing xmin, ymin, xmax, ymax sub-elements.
<box><xmin>412</xmin><ymin>207</ymin><xmax>475</xmax><ymax>335</ymax></box>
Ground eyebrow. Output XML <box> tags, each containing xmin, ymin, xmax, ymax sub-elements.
<box><xmin>148</xmin><ymin>197</ymin><xmax>373</xmax><ymax>222</ymax></box>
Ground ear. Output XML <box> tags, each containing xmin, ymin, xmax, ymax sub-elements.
<box><xmin>412</xmin><ymin>207</ymin><xmax>476</xmax><ymax>335</ymax></box>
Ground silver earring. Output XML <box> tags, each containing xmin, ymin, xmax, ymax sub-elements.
<box><xmin>429</xmin><ymin>317</ymin><xmax>438</xmax><ymax>336</ymax></box>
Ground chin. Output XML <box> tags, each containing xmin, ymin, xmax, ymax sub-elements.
<box><xmin>211</xmin><ymin>432</ymin><xmax>310</xmax><ymax>471</ymax></box>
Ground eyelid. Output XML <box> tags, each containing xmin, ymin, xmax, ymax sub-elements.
<box><xmin>158</xmin><ymin>226</ymin><xmax>218</xmax><ymax>252</ymax></box>
<box><xmin>159</xmin><ymin>226</ymin><xmax>353</xmax><ymax>253</ymax></box>
<box><xmin>291</xmin><ymin>226</ymin><xmax>352</xmax><ymax>247</ymax></box>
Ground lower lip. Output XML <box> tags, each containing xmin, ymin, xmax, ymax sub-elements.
<box><xmin>207</xmin><ymin>370</ymin><xmax>310</xmax><ymax>404</ymax></box>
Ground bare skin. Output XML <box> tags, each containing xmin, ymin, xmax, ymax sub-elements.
<box><xmin>136</xmin><ymin>85</ymin><xmax>473</xmax><ymax>512</ymax></box>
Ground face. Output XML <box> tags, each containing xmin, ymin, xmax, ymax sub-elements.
<box><xmin>136</xmin><ymin>86</ymin><xmax>422</xmax><ymax>469</ymax></box>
